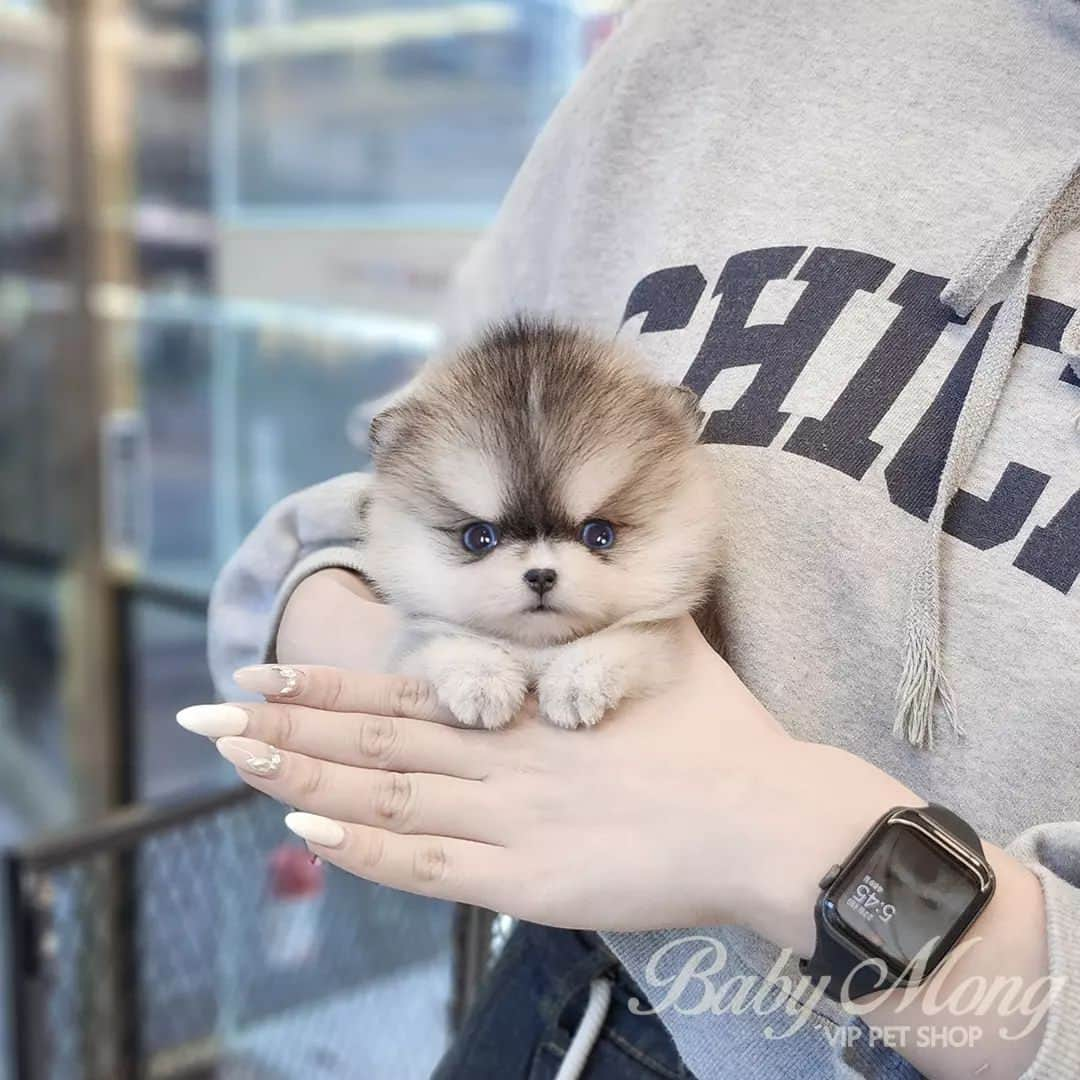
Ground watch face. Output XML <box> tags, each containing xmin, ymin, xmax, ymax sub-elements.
<box><xmin>824</xmin><ymin>821</ymin><xmax>986</xmax><ymax>976</ymax></box>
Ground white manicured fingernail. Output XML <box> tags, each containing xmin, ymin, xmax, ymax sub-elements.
<box><xmin>285</xmin><ymin>812</ymin><xmax>346</xmax><ymax>849</ymax></box>
<box><xmin>176</xmin><ymin>704</ymin><xmax>249</xmax><ymax>738</ymax></box>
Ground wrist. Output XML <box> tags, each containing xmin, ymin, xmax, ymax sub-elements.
<box><xmin>742</xmin><ymin>742</ymin><xmax>918</xmax><ymax>957</ymax></box>
<box><xmin>850</xmin><ymin>846</ymin><xmax>1048</xmax><ymax>1078</ymax></box>
<box><xmin>277</xmin><ymin>567</ymin><xmax>398</xmax><ymax>670</ymax></box>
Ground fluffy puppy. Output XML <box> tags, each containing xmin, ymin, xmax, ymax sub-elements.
<box><xmin>363</xmin><ymin>318</ymin><xmax>723</xmax><ymax>729</ymax></box>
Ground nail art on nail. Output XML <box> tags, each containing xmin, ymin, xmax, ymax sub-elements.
<box><xmin>216</xmin><ymin>737</ymin><xmax>283</xmax><ymax>777</ymax></box>
<box><xmin>176</xmin><ymin>704</ymin><xmax>249</xmax><ymax>738</ymax></box>
<box><xmin>233</xmin><ymin>664</ymin><xmax>303</xmax><ymax>698</ymax></box>
<box><xmin>274</xmin><ymin>666</ymin><xmax>301</xmax><ymax>697</ymax></box>
<box><xmin>245</xmin><ymin>746</ymin><xmax>282</xmax><ymax>775</ymax></box>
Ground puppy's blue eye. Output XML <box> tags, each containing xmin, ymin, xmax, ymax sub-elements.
<box><xmin>461</xmin><ymin>521</ymin><xmax>499</xmax><ymax>555</ymax></box>
<box><xmin>580</xmin><ymin>519</ymin><xmax>616</xmax><ymax>550</ymax></box>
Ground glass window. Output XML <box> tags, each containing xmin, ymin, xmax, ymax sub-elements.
<box><xmin>0</xmin><ymin>10</ymin><xmax>73</xmax><ymax>1072</ymax></box>
<box><xmin>219</xmin><ymin>0</ymin><xmax>611</xmax><ymax>222</ymax></box>
<box><xmin>2</xmin><ymin>1</ymin><xmax>627</xmax><ymax>1075</ymax></box>
<box><xmin>0</xmin><ymin>1</ymin><xmax>72</xmax><ymax>553</ymax></box>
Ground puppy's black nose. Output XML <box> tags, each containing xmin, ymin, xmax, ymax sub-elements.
<box><xmin>524</xmin><ymin>568</ymin><xmax>557</xmax><ymax>594</ymax></box>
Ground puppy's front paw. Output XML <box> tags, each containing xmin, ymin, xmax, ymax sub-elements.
<box><xmin>537</xmin><ymin>651</ymin><xmax>625</xmax><ymax>730</ymax></box>
<box><xmin>439</xmin><ymin>665</ymin><xmax>527</xmax><ymax>730</ymax></box>
<box><xmin>407</xmin><ymin>638</ymin><xmax>527</xmax><ymax>730</ymax></box>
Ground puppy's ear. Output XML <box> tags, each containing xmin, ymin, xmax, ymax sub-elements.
<box><xmin>671</xmin><ymin>384</ymin><xmax>707</xmax><ymax>438</ymax></box>
<box><xmin>369</xmin><ymin>405</ymin><xmax>405</xmax><ymax>460</ymax></box>
<box><xmin>365</xmin><ymin>374</ymin><xmax>427</xmax><ymax>460</ymax></box>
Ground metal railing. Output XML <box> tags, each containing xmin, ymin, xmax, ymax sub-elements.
<box><xmin>6</xmin><ymin>785</ymin><xmax>486</xmax><ymax>1079</ymax></box>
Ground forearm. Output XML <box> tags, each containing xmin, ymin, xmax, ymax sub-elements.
<box><xmin>276</xmin><ymin>567</ymin><xmax>401</xmax><ymax>673</ymax></box>
<box><xmin>750</xmin><ymin>743</ymin><xmax>1050</xmax><ymax>1080</ymax></box>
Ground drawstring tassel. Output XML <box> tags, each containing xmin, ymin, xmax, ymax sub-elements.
<box><xmin>896</xmin><ymin>258</ymin><xmax>1031</xmax><ymax>747</ymax></box>
<box><xmin>895</xmin><ymin>560</ymin><xmax>960</xmax><ymax>749</ymax></box>
<box><xmin>896</xmin><ymin>162</ymin><xmax>1080</xmax><ymax>747</ymax></box>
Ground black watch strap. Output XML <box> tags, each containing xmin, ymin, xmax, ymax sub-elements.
<box><xmin>802</xmin><ymin>902</ymin><xmax>891</xmax><ymax>1000</ymax></box>
<box><xmin>799</xmin><ymin>804</ymin><xmax>985</xmax><ymax>1001</ymax></box>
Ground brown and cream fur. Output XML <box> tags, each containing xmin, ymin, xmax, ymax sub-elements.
<box><xmin>363</xmin><ymin>318</ymin><xmax>724</xmax><ymax>729</ymax></box>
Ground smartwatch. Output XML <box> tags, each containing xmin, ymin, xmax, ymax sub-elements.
<box><xmin>800</xmin><ymin>804</ymin><xmax>995</xmax><ymax>1002</ymax></box>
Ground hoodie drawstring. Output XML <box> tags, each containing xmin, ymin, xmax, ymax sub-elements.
<box><xmin>896</xmin><ymin>154</ymin><xmax>1080</xmax><ymax>748</ymax></box>
<box><xmin>554</xmin><ymin>977</ymin><xmax>613</xmax><ymax>1080</ymax></box>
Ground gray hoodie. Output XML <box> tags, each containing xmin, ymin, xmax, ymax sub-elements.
<box><xmin>208</xmin><ymin>1</ymin><xmax>1080</xmax><ymax>1076</ymax></box>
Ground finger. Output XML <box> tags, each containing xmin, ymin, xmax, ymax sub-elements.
<box><xmin>233</xmin><ymin>663</ymin><xmax>451</xmax><ymax>723</ymax></box>
<box><xmin>284</xmin><ymin>812</ymin><xmax>513</xmax><ymax>910</ymax></box>
<box><xmin>179</xmin><ymin>701</ymin><xmax>490</xmax><ymax>780</ymax></box>
<box><xmin>216</xmin><ymin>737</ymin><xmax>502</xmax><ymax>843</ymax></box>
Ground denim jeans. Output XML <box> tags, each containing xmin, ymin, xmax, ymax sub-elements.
<box><xmin>432</xmin><ymin>922</ymin><xmax>694</xmax><ymax>1080</ymax></box>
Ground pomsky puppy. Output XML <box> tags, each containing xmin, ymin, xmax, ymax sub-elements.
<box><xmin>363</xmin><ymin>318</ymin><xmax>723</xmax><ymax>730</ymax></box>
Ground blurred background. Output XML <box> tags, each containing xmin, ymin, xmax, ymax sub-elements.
<box><xmin>0</xmin><ymin>1</ymin><xmax>626</xmax><ymax>1076</ymax></box>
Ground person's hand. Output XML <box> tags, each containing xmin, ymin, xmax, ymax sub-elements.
<box><xmin>179</xmin><ymin>617</ymin><xmax>915</xmax><ymax>949</ymax></box>
<box><xmin>180</xmin><ymin>615</ymin><xmax>1052</xmax><ymax>1080</ymax></box>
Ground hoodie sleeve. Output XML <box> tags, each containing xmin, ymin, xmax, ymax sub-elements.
<box><xmin>206</xmin><ymin>471</ymin><xmax>372</xmax><ymax>698</ymax></box>
<box><xmin>1009</xmin><ymin>823</ymin><xmax>1080</xmax><ymax>1080</ymax></box>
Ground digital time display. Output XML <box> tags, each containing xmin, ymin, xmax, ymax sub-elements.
<box><xmin>828</xmin><ymin>823</ymin><xmax>982</xmax><ymax>972</ymax></box>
